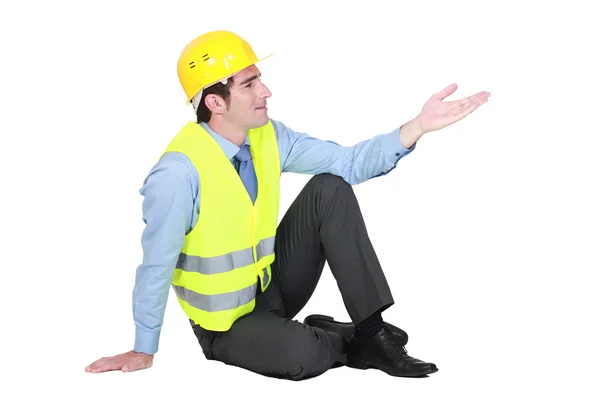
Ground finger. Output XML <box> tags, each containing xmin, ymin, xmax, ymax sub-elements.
<box><xmin>456</xmin><ymin>97</ymin><xmax>486</xmax><ymax>119</ymax></box>
<box><xmin>86</xmin><ymin>357</ymin><xmax>107</xmax><ymax>372</ymax></box>
<box><xmin>449</xmin><ymin>92</ymin><xmax>489</xmax><ymax>114</ymax></box>
<box><xmin>89</xmin><ymin>359</ymin><xmax>121</xmax><ymax>373</ymax></box>
<box><xmin>452</xmin><ymin>91</ymin><xmax>489</xmax><ymax>109</ymax></box>
<box><xmin>89</xmin><ymin>362</ymin><xmax>113</xmax><ymax>373</ymax></box>
<box><xmin>434</xmin><ymin>83</ymin><xmax>458</xmax><ymax>100</ymax></box>
<box><xmin>471</xmin><ymin>91</ymin><xmax>490</xmax><ymax>103</ymax></box>
<box><xmin>456</xmin><ymin>93</ymin><xmax>482</xmax><ymax>107</ymax></box>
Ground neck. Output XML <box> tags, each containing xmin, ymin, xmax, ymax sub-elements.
<box><xmin>206</xmin><ymin>118</ymin><xmax>247</xmax><ymax>147</ymax></box>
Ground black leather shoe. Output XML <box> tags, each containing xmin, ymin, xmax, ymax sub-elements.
<box><xmin>347</xmin><ymin>327</ymin><xmax>438</xmax><ymax>377</ymax></box>
<box><xmin>303</xmin><ymin>314</ymin><xmax>408</xmax><ymax>346</ymax></box>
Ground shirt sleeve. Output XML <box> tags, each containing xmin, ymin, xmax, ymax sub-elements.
<box><xmin>271</xmin><ymin>119</ymin><xmax>416</xmax><ymax>185</ymax></box>
<box><xmin>132</xmin><ymin>152</ymin><xmax>197</xmax><ymax>355</ymax></box>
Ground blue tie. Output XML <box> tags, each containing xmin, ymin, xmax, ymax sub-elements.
<box><xmin>234</xmin><ymin>144</ymin><xmax>257</xmax><ymax>204</ymax></box>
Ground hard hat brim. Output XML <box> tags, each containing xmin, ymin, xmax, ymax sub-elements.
<box><xmin>186</xmin><ymin>53</ymin><xmax>275</xmax><ymax>106</ymax></box>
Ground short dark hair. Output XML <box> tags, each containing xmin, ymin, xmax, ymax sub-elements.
<box><xmin>195</xmin><ymin>79</ymin><xmax>234</xmax><ymax>123</ymax></box>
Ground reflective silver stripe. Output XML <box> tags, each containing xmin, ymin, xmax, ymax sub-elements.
<box><xmin>261</xmin><ymin>267</ymin><xmax>270</xmax><ymax>287</ymax></box>
<box><xmin>176</xmin><ymin>236</ymin><xmax>275</xmax><ymax>275</ymax></box>
<box><xmin>173</xmin><ymin>283</ymin><xmax>256</xmax><ymax>312</ymax></box>
<box><xmin>256</xmin><ymin>236</ymin><xmax>275</xmax><ymax>261</ymax></box>
<box><xmin>176</xmin><ymin>248</ymin><xmax>254</xmax><ymax>275</ymax></box>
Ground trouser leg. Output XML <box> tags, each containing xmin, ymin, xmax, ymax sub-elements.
<box><xmin>271</xmin><ymin>173</ymin><xmax>395</xmax><ymax>323</ymax></box>
<box><xmin>192</xmin><ymin>309</ymin><xmax>346</xmax><ymax>380</ymax></box>
<box><xmin>191</xmin><ymin>173</ymin><xmax>395</xmax><ymax>380</ymax></box>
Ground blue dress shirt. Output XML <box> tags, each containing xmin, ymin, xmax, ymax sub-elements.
<box><xmin>132</xmin><ymin>119</ymin><xmax>415</xmax><ymax>354</ymax></box>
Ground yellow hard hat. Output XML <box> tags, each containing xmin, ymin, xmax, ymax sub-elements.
<box><xmin>177</xmin><ymin>30</ymin><xmax>272</xmax><ymax>104</ymax></box>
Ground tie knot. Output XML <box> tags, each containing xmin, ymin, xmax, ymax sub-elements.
<box><xmin>234</xmin><ymin>144</ymin><xmax>252</xmax><ymax>162</ymax></box>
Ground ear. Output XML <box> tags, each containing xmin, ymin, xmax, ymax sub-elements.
<box><xmin>204</xmin><ymin>94</ymin><xmax>226</xmax><ymax>114</ymax></box>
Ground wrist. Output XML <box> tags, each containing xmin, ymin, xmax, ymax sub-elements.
<box><xmin>399</xmin><ymin>117</ymin><xmax>425</xmax><ymax>149</ymax></box>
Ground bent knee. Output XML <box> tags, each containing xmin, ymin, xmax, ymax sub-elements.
<box><xmin>309</xmin><ymin>173</ymin><xmax>348</xmax><ymax>187</ymax></box>
<box><xmin>284</xmin><ymin>347</ymin><xmax>333</xmax><ymax>380</ymax></box>
<box><xmin>307</xmin><ymin>174</ymin><xmax>355</xmax><ymax>201</ymax></box>
<box><xmin>283</xmin><ymin>328</ymin><xmax>345</xmax><ymax>380</ymax></box>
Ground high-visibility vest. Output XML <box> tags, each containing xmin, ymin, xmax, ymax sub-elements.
<box><xmin>161</xmin><ymin>121</ymin><xmax>281</xmax><ymax>331</ymax></box>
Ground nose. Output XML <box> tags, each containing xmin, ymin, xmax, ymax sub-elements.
<box><xmin>259</xmin><ymin>81</ymin><xmax>272</xmax><ymax>99</ymax></box>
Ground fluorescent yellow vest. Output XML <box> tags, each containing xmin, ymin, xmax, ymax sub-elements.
<box><xmin>161</xmin><ymin>121</ymin><xmax>280</xmax><ymax>331</ymax></box>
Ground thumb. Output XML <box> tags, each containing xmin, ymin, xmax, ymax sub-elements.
<box><xmin>435</xmin><ymin>83</ymin><xmax>458</xmax><ymax>101</ymax></box>
<box><xmin>122</xmin><ymin>356</ymin><xmax>152</xmax><ymax>373</ymax></box>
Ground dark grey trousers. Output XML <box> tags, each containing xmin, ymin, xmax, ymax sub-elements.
<box><xmin>191</xmin><ymin>173</ymin><xmax>395</xmax><ymax>380</ymax></box>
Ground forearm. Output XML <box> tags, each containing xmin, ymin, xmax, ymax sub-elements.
<box><xmin>133</xmin><ymin>221</ymin><xmax>186</xmax><ymax>355</ymax></box>
<box><xmin>133</xmin><ymin>153</ymin><xmax>196</xmax><ymax>354</ymax></box>
<box><xmin>399</xmin><ymin>116</ymin><xmax>425</xmax><ymax>149</ymax></box>
<box><xmin>274</xmin><ymin>119</ymin><xmax>416</xmax><ymax>185</ymax></box>
<box><xmin>133</xmin><ymin>264</ymin><xmax>174</xmax><ymax>355</ymax></box>
<box><xmin>133</xmin><ymin>222</ymin><xmax>187</xmax><ymax>355</ymax></box>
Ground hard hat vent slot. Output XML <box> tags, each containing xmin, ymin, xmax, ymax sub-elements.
<box><xmin>202</xmin><ymin>54</ymin><xmax>210</xmax><ymax>62</ymax></box>
<box><xmin>189</xmin><ymin>61</ymin><xmax>196</xmax><ymax>69</ymax></box>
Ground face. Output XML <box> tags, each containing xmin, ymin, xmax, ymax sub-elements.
<box><xmin>223</xmin><ymin>65</ymin><xmax>272</xmax><ymax>130</ymax></box>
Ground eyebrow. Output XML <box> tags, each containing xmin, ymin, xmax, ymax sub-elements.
<box><xmin>238</xmin><ymin>73</ymin><xmax>261</xmax><ymax>86</ymax></box>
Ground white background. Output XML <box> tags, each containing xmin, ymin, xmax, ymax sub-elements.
<box><xmin>1</xmin><ymin>0</ymin><xmax>599</xmax><ymax>399</ymax></box>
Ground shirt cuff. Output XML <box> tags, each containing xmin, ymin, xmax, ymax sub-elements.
<box><xmin>381</xmin><ymin>127</ymin><xmax>416</xmax><ymax>165</ymax></box>
<box><xmin>134</xmin><ymin>327</ymin><xmax>160</xmax><ymax>355</ymax></box>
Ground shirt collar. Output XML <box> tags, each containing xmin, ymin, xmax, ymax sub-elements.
<box><xmin>199</xmin><ymin>122</ymin><xmax>250</xmax><ymax>160</ymax></box>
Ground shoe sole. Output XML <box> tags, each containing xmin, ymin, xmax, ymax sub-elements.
<box><xmin>348</xmin><ymin>358</ymin><xmax>438</xmax><ymax>377</ymax></box>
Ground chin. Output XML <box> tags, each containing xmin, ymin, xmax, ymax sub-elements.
<box><xmin>252</xmin><ymin>116</ymin><xmax>270</xmax><ymax>128</ymax></box>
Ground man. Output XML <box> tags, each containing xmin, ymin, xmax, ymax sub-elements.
<box><xmin>85</xmin><ymin>30</ymin><xmax>490</xmax><ymax>380</ymax></box>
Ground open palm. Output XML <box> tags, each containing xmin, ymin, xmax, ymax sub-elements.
<box><xmin>418</xmin><ymin>84</ymin><xmax>490</xmax><ymax>133</ymax></box>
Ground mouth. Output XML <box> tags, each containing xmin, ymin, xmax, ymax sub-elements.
<box><xmin>256</xmin><ymin>106</ymin><xmax>267</xmax><ymax>111</ymax></box>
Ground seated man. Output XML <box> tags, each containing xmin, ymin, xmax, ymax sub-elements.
<box><xmin>85</xmin><ymin>30</ymin><xmax>490</xmax><ymax>380</ymax></box>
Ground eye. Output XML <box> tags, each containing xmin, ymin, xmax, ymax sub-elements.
<box><xmin>246</xmin><ymin>78</ymin><xmax>261</xmax><ymax>88</ymax></box>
